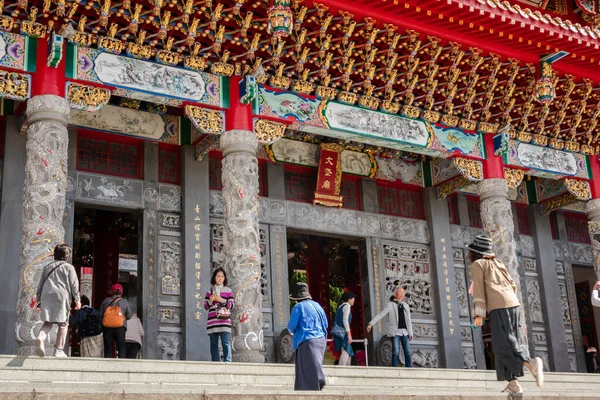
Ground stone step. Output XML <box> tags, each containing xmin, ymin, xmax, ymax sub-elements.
<box><xmin>2</xmin><ymin>355</ymin><xmax>600</xmax><ymax>399</ymax></box>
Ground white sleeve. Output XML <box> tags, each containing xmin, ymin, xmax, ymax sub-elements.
<box><xmin>592</xmin><ymin>290</ymin><xmax>600</xmax><ymax>307</ymax></box>
<box><xmin>342</xmin><ymin>304</ymin><xmax>351</xmax><ymax>332</ymax></box>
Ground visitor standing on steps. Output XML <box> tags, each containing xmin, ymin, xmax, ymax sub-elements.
<box><xmin>125</xmin><ymin>313</ymin><xmax>144</xmax><ymax>359</ymax></box>
<box><xmin>333</xmin><ymin>291</ymin><xmax>357</xmax><ymax>366</ymax></box>
<box><xmin>367</xmin><ymin>287</ymin><xmax>414</xmax><ymax>368</ymax></box>
<box><xmin>468</xmin><ymin>234</ymin><xmax>544</xmax><ymax>394</ymax></box>
<box><xmin>69</xmin><ymin>295</ymin><xmax>103</xmax><ymax>357</ymax></box>
<box><xmin>34</xmin><ymin>244</ymin><xmax>81</xmax><ymax>358</ymax></box>
<box><xmin>287</xmin><ymin>282</ymin><xmax>328</xmax><ymax>391</ymax></box>
<box><xmin>204</xmin><ymin>267</ymin><xmax>235</xmax><ymax>362</ymax></box>
<box><xmin>100</xmin><ymin>283</ymin><xmax>132</xmax><ymax>358</ymax></box>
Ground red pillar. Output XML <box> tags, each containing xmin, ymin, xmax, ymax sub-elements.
<box><xmin>225</xmin><ymin>76</ymin><xmax>253</xmax><ymax>131</ymax></box>
<box><xmin>482</xmin><ymin>133</ymin><xmax>504</xmax><ymax>179</ymax></box>
<box><xmin>589</xmin><ymin>155</ymin><xmax>600</xmax><ymax>199</ymax></box>
<box><xmin>30</xmin><ymin>36</ymin><xmax>66</xmax><ymax>97</ymax></box>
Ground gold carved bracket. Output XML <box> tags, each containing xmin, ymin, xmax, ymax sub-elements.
<box><xmin>254</xmin><ymin>119</ymin><xmax>286</xmax><ymax>144</ymax></box>
<box><xmin>564</xmin><ymin>178</ymin><xmax>592</xmax><ymax>201</ymax></box>
<box><xmin>67</xmin><ymin>83</ymin><xmax>111</xmax><ymax>112</ymax></box>
<box><xmin>540</xmin><ymin>179</ymin><xmax>591</xmax><ymax>215</ymax></box>
<box><xmin>184</xmin><ymin>105</ymin><xmax>225</xmax><ymax>135</ymax></box>
<box><xmin>504</xmin><ymin>168</ymin><xmax>525</xmax><ymax>189</ymax></box>
<box><xmin>437</xmin><ymin>158</ymin><xmax>483</xmax><ymax>199</ymax></box>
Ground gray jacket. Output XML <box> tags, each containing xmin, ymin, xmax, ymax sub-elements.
<box><xmin>36</xmin><ymin>261</ymin><xmax>80</xmax><ymax>323</ymax></box>
<box><xmin>368</xmin><ymin>300</ymin><xmax>413</xmax><ymax>337</ymax></box>
<box><xmin>99</xmin><ymin>295</ymin><xmax>132</xmax><ymax>328</ymax></box>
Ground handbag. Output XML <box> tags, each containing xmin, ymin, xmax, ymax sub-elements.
<box><xmin>216</xmin><ymin>305</ymin><xmax>231</xmax><ymax>320</ymax></box>
<box><xmin>331</xmin><ymin>324</ymin><xmax>346</xmax><ymax>339</ymax></box>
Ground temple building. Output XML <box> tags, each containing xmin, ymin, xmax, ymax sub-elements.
<box><xmin>2</xmin><ymin>0</ymin><xmax>600</xmax><ymax>372</ymax></box>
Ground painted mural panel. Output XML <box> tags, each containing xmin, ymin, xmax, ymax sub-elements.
<box><xmin>535</xmin><ymin>178</ymin><xmax>566</xmax><ymax>202</ymax></box>
<box><xmin>77</xmin><ymin>48</ymin><xmax>221</xmax><ymax>106</ymax></box>
<box><xmin>258</xmin><ymin>86</ymin><xmax>323</xmax><ymax>126</ymax></box>
<box><xmin>0</xmin><ymin>32</ymin><xmax>25</xmax><ymax>70</ymax></box>
<box><xmin>70</xmin><ymin>105</ymin><xmax>180</xmax><ymax>143</ymax></box>
<box><xmin>430</xmin><ymin>124</ymin><xmax>483</xmax><ymax>158</ymax></box>
<box><xmin>504</xmin><ymin>140</ymin><xmax>588</xmax><ymax>179</ymax></box>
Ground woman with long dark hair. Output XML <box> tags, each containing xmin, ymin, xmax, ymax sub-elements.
<box><xmin>468</xmin><ymin>234</ymin><xmax>544</xmax><ymax>394</ymax></box>
<box><xmin>204</xmin><ymin>267</ymin><xmax>234</xmax><ymax>362</ymax></box>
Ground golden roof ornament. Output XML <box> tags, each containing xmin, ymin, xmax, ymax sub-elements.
<box><xmin>267</xmin><ymin>0</ymin><xmax>293</xmax><ymax>40</ymax></box>
<box><xmin>240</xmin><ymin>12</ymin><xmax>253</xmax><ymax>37</ymax></box>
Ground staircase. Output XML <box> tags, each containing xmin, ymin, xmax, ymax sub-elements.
<box><xmin>1</xmin><ymin>355</ymin><xmax>600</xmax><ymax>399</ymax></box>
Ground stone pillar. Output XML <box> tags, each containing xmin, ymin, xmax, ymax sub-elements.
<box><xmin>530</xmin><ymin>204</ymin><xmax>570</xmax><ymax>371</ymax></box>
<box><xmin>477</xmin><ymin>178</ymin><xmax>528</xmax><ymax>346</ymax></box>
<box><xmin>586</xmin><ymin>199</ymin><xmax>600</xmax><ymax>278</ymax></box>
<box><xmin>424</xmin><ymin>187</ymin><xmax>463</xmax><ymax>368</ymax></box>
<box><xmin>15</xmin><ymin>95</ymin><xmax>70</xmax><ymax>355</ymax></box>
<box><xmin>220</xmin><ymin>129</ymin><xmax>264</xmax><ymax>363</ymax></box>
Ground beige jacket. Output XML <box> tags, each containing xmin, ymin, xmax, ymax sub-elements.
<box><xmin>470</xmin><ymin>258</ymin><xmax>520</xmax><ymax>317</ymax></box>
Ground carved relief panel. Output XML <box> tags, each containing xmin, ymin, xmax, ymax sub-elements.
<box><xmin>454</xmin><ymin>268</ymin><xmax>470</xmax><ymax>318</ymax></box>
<box><xmin>160</xmin><ymin>240</ymin><xmax>181</xmax><ymax>295</ymax></box>
<box><xmin>382</xmin><ymin>242</ymin><xmax>433</xmax><ymax>315</ymax></box>
<box><xmin>526</xmin><ymin>280</ymin><xmax>544</xmax><ymax>323</ymax></box>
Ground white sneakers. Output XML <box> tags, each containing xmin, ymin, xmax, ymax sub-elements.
<box><xmin>34</xmin><ymin>335</ymin><xmax>46</xmax><ymax>357</ymax></box>
<box><xmin>503</xmin><ymin>380</ymin><xmax>523</xmax><ymax>394</ymax></box>
<box><xmin>52</xmin><ymin>349</ymin><xmax>67</xmax><ymax>358</ymax></box>
<box><xmin>528</xmin><ymin>357</ymin><xmax>545</xmax><ymax>388</ymax></box>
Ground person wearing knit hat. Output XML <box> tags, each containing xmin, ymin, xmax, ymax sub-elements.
<box><xmin>99</xmin><ymin>282</ymin><xmax>132</xmax><ymax>358</ymax></box>
<box><xmin>288</xmin><ymin>282</ymin><xmax>328</xmax><ymax>390</ymax></box>
<box><xmin>468</xmin><ymin>234</ymin><xmax>544</xmax><ymax>394</ymax></box>
<box><xmin>333</xmin><ymin>292</ymin><xmax>357</xmax><ymax>366</ymax></box>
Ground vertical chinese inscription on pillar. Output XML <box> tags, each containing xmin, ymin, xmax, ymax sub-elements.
<box><xmin>193</xmin><ymin>204</ymin><xmax>203</xmax><ymax>321</ymax></box>
<box><xmin>439</xmin><ymin>238</ymin><xmax>456</xmax><ymax>335</ymax></box>
<box><xmin>313</xmin><ymin>143</ymin><xmax>344</xmax><ymax>207</ymax></box>
<box><xmin>146</xmin><ymin>210</ymin><xmax>157</xmax><ymax>320</ymax></box>
<box><xmin>274</xmin><ymin>230</ymin><xmax>284</xmax><ymax>327</ymax></box>
<box><xmin>372</xmin><ymin>240</ymin><xmax>382</xmax><ymax>331</ymax></box>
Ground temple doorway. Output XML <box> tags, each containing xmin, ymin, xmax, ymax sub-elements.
<box><xmin>572</xmin><ymin>265</ymin><xmax>600</xmax><ymax>372</ymax></box>
<box><xmin>287</xmin><ymin>231</ymin><xmax>368</xmax><ymax>365</ymax></box>
<box><xmin>70</xmin><ymin>206</ymin><xmax>142</xmax><ymax>356</ymax></box>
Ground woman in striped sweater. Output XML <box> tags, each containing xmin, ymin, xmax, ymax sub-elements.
<box><xmin>204</xmin><ymin>267</ymin><xmax>235</xmax><ymax>362</ymax></box>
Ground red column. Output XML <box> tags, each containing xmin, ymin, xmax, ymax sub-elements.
<box><xmin>589</xmin><ymin>155</ymin><xmax>600</xmax><ymax>198</ymax></box>
<box><xmin>30</xmin><ymin>36</ymin><xmax>66</xmax><ymax>97</ymax></box>
<box><xmin>482</xmin><ymin>133</ymin><xmax>504</xmax><ymax>179</ymax></box>
<box><xmin>225</xmin><ymin>76</ymin><xmax>253</xmax><ymax>131</ymax></box>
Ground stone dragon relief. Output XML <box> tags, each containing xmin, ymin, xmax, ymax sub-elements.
<box><xmin>220</xmin><ymin>130</ymin><xmax>264</xmax><ymax>363</ymax></box>
<box><xmin>15</xmin><ymin>95</ymin><xmax>71</xmax><ymax>356</ymax></box>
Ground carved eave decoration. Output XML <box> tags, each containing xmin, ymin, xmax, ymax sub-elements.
<box><xmin>184</xmin><ymin>105</ymin><xmax>225</xmax><ymax>135</ymax></box>
<box><xmin>437</xmin><ymin>158</ymin><xmax>484</xmax><ymax>199</ymax></box>
<box><xmin>540</xmin><ymin>178</ymin><xmax>592</xmax><ymax>215</ymax></box>
<box><xmin>67</xmin><ymin>82</ymin><xmax>111</xmax><ymax>112</ymax></box>
<box><xmin>195</xmin><ymin>134</ymin><xmax>219</xmax><ymax>162</ymax></box>
<box><xmin>254</xmin><ymin>118</ymin><xmax>286</xmax><ymax>144</ymax></box>
<box><xmin>504</xmin><ymin>168</ymin><xmax>526</xmax><ymax>189</ymax></box>
<box><xmin>0</xmin><ymin>70</ymin><xmax>30</xmax><ymax>101</ymax></box>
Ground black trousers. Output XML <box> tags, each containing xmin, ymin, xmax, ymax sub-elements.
<box><xmin>126</xmin><ymin>342</ymin><xmax>141</xmax><ymax>359</ymax></box>
<box><xmin>103</xmin><ymin>326</ymin><xmax>126</xmax><ymax>358</ymax></box>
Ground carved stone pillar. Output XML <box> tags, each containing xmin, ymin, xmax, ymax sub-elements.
<box><xmin>220</xmin><ymin>129</ymin><xmax>264</xmax><ymax>363</ymax></box>
<box><xmin>477</xmin><ymin>178</ymin><xmax>528</xmax><ymax>346</ymax></box>
<box><xmin>586</xmin><ymin>198</ymin><xmax>600</xmax><ymax>279</ymax></box>
<box><xmin>15</xmin><ymin>95</ymin><xmax>70</xmax><ymax>355</ymax></box>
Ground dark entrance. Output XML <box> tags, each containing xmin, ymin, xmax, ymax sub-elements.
<box><xmin>287</xmin><ymin>231</ymin><xmax>367</xmax><ymax>365</ymax></box>
<box><xmin>70</xmin><ymin>206</ymin><xmax>141</xmax><ymax>356</ymax></box>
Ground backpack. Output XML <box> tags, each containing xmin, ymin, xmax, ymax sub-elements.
<box><xmin>103</xmin><ymin>298</ymin><xmax>125</xmax><ymax>328</ymax></box>
<box><xmin>80</xmin><ymin>307</ymin><xmax>103</xmax><ymax>337</ymax></box>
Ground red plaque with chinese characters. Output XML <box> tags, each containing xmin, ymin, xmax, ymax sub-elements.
<box><xmin>313</xmin><ymin>143</ymin><xmax>344</xmax><ymax>207</ymax></box>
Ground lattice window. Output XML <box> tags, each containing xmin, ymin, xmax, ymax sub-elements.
<box><xmin>565</xmin><ymin>213</ymin><xmax>590</xmax><ymax>244</ymax></box>
<box><xmin>516</xmin><ymin>206</ymin><xmax>531</xmax><ymax>235</ymax></box>
<box><xmin>383</xmin><ymin>243</ymin><xmax>433</xmax><ymax>315</ymax></box>
<box><xmin>340</xmin><ymin>179</ymin><xmax>361</xmax><ymax>210</ymax></box>
<box><xmin>158</xmin><ymin>144</ymin><xmax>181</xmax><ymax>185</ymax></box>
<box><xmin>467</xmin><ymin>198</ymin><xmax>483</xmax><ymax>228</ymax></box>
<box><xmin>77</xmin><ymin>131</ymin><xmax>142</xmax><ymax>179</ymax></box>
<box><xmin>284</xmin><ymin>169</ymin><xmax>317</xmax><ymax>203</ymax></box>
<box><xmin>550</xmin><ymin>211</ymin><xmax>560</xmax><ymax>240</ymax></box>
<box><xmin>209</xmin><ymin>157</ymin><xmax>222</xmax><ymax>190</ymax></box>
<box><xmin>448</xmin><ymin>195</ymin><xmax>459</xmax><ymax>225</ymax></box>
<box><xmin>377</xmin><ymin>185</ymin><xmax>425</xmax><ymax>219</ymax></box>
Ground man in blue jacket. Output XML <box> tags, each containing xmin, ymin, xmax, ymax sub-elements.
<box><xmin>287</xmin><ymin>282</ymin><xmax>328</xmax><ymax>390</ymax></box>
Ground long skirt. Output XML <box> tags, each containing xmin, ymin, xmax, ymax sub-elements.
<box><xmin>490</xmin><ymin>306</ymin><xmax>531</xmax><ymax>381</ymax></box>
<box><xmin>80</xmin><ymin>333</ymin><xmax>103</xmax><ymax>358</ymax></box>
<box><xmin>294</xmin><ymin>336</ymin><xmax>327</xmax><ymax>391</ymax></box>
